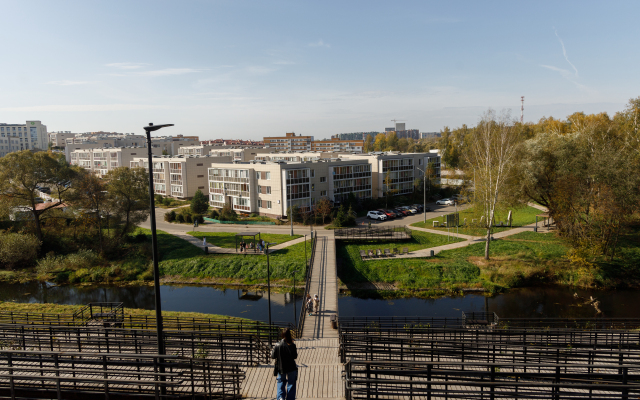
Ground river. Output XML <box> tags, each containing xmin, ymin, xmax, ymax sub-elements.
<box><xmin>0</xmin><ymin>282</ymin><xmax>636</xmax><ymax>324</ymax></box>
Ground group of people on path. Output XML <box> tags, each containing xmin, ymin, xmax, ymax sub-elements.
<box><xmin>238</xmin><ymin>239</ymin><xmax>267</xmax><ymax>253</ymax></box>
<box><xmin>306</xmin><ymin>294</ymin><xmax>320</xmax><ymax>316</ymax></box>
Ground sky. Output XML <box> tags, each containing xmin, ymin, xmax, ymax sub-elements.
<box><xmin>1</xmin><ymin>1</ymin><xmax>639</xmax><ymax>140</ymax></box>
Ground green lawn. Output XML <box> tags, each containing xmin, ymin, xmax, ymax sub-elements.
<box><xmin>350</xmin><ymin>229</ymin><xmax>465</xmax><ymax>255</ymax></box>
<box><xmin>186</xmin><ymin>232</ymin><xmax>301</xmax><ymax>248</ymax></box>
<box><xmin>337</xmin><ymin>230</ymin><xmax>572</xmax><ymax>292</ymax></box>
<box><xmin>411</xmin><ymin>205</ymin><xmax>542</xmax><ymax>236</ymax></box>
<box><xmin>144</xmin><ymin>229</ymin><xmax>308</xmax><ymax>284</ymax></box>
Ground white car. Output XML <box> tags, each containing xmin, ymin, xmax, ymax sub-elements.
<box><xmin>367</xmin><ymin>210</ymin><xmax>387</xmax><ymax>221</ymax></box>
<box><xmin>436</xmin><ymin>198</ymin><xmax>454</xmax><ymax>205</ymax></box>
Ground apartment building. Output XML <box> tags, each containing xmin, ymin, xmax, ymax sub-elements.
<box><xmin>131</xmin><ymin>155</ymin><xmax>232</xmax><ymax>199</ymax></box>
<box><xmin>179</xmin><ymin>146</ymin><xmax>270</xmax><ymax>161</ymax></box>
<box><xmin>264</xmin><ymin>132</ymin><xmax>314</xmax><ymax>151</ymax></box>
<box><xmin>0</xmin><ymin>121</ymin><xmax>48</xmax><ymax>157</ymax></box>
<box><xmin>207</xmin><ymin>158</ymin><xmax>373</xmax><ymax>218</ymax></box>
<box><xmin>64</xmin><ymin>135</ymin><xmax>198</xmax><ymax>162</ymax></box>
<box><xmin>310</xmin><ymin>137</ymin><xmax>364</xmax><ymax>153</ymax></box>
<box><xmin>49</xmin><ymin>131</ymin><xmax>76</xmax><ymax>148</ymax></box>
<box><xmin>70</xmin><ymin>147</ymin><xmax>162</xmax><ymax>177</ymax></box>
<box><xmin>348</xmin><ymin>152</ymin><xmax>441</xmax><ymax>198</ymax></box>
<box><xmin>150</xmin><ymin>135</ymin><xmax>200</xmax><ymax>155</ymax></box>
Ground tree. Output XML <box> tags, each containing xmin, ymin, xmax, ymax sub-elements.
<box><xmin>364</xmin><ymin>134</ymin><xmax>374</xmax><ymax>153</ymax></box>
<box><xmin>72</xmin><ymin>171</ymin><xmax>108</xmax><ymax>253</ymax></box>
<box><xmin>315</xmin><ymin>197</ymin><xmax>332</xmax><ymax>224</ymax></box>
<box><xmin>190</xmin><ymin>189</ymin><xmax>209</xmax><ymax>214</ymax></box>
<box><xmin>373</xmin><ymin>134</ymin><xmax>387</xmax><ymax>151</ymax></box>
<box><xmin>385</xmin><ymin>132</ymin><xmax>399</xmax><ymax>151</ymax></box>
<box><xmin>105</xmin><ymin>167</ymin><xmax>149</xmax><ymax>237</ymax></box>
<box><xmin>467</xmin><ymin>110</ymin><xmax>522</xmax><ymax>260</ymax></box>
<box><xmin>0</xmin><ymin>151</ymin><xmax>78</xmax><ymax>244</ymax></box>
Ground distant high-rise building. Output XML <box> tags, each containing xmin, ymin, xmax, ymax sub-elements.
<box><xmin>395</xmin><ymin>122</ymin><xmax>405</xmax><ymax>131</ymax></box>
<box><xmin>0</xmin><ymin>121</ymin><xmax>48</xmax><ymax>157</ymax></box>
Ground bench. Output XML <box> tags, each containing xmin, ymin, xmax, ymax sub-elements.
<box><xmin>330</xmin><ymin>314</ymin><xmax>337</xmax><ymax>329</ymax></box>
<box><xmin>359</xmin><ymin>250</ymin><xmax>367</xmax><ymax>260</ymax></box>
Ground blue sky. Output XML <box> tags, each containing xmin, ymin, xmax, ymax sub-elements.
<box><xmin>1</xmin><ymin>1</ymin><xmax>639</xmax><ymax>140</ymax></box>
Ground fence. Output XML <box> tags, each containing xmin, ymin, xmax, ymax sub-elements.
<box><xmin>0</xmin><ymin>323</ymin><xmax>272</xmax><ymax>365</ymax></box>
<box><xmin>73</xmin><ymin>302</ymin><xmax>124</xmax><ymax>327</ymax></box>
<box><xmin>203</xmin><ymin>217</ymin><xmax>275</xmax><ymax>225</ymax></box>
<box><xmin>295</xmin><ymin>235</ymin><xmax>318</xmax><ymax>337</ymax></box>
<box><xmin>0</xmin><ymin>350</ymin><xmax>244</xmax><ymax>400</ymax></box>
<box><xmin>334</xmin><ymin>226</ymin><xmax>412</xmax><ymax>241</ymax></box>
<box><xmin>343</xmin><ymin>359</ymin><xmax>640</xmax><ymax>400</ymax></box>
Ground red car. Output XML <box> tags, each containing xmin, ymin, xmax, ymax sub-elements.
<box><xmin>377</xmin><ymin>209</ymin><xmax>396</xmax><ymax>219</ymax></box>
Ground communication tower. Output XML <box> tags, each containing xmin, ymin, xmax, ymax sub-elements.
<box><xmin>521</xmin><ymin>96</ymin><xmax>524</xmax><ymax>123</ymax></box>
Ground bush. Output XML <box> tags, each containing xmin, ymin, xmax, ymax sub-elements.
<box><xmin>176</xmin><ymin>213</ymin><xmax>185</xmax><ymax>223</ymax></box>
<box><xmin>219</xmin><ymin>204</ymin><xmax>238</xmax><ymax>221</ymax></box>
<box><xmin>209</xmin><ymin>209</ymin><xmax>219</xmax><ymax>219</ymax></box>
<box><xmin>164</xmin><ymin>210</ymin><xmax>176</xmax><ymax>222</ymax></box>
<box><xmin>185</xmin><ymin>214</ymin><xmax>193</xmax><ymax>223</ymax></box>
<box><xmin>36</xmin><ymin>249</ymin><xmax>102</xmax><ymax>275</ymax></box>
<box><xmin>0</xmin><ymin>232</ymin><xmax>40</xmax><ymax>269</ymax></box>
<box><xmin>163</xmin><ymin>197</ymin><xmax>173</xmax><ymax>206</ymax></box>
<box><xmin>193</xmin><ymin>214</ymin><xmax>204</xmax><ymax>224</ymax></box>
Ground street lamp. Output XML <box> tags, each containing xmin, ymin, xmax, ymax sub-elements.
<box><xmin>264</xmin><ymin>242</ymin><xmax>278</xmax><ymax>346</ymax></box>
<box><xmin>304</xmin><ymin>234</ymin><xmax>307</xmax><ymax>266</ymax></box>
<box><xmin>291</xmin><ymin>269</ymin><xmax>299</xmax><ymax>328</ymax></box>
<box><xmin>417</xmin><ymin>166</ymin><xmax>427</xmax><ymax>224</ymax></box>
<box><xmin>143</xmin><ymin>122</ymin><xmax>173</xmax><ymax>358</ymax></box>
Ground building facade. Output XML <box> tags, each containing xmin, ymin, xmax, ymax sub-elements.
<box><xmin>263</xmin><ymin>132</ymin><xmax>314</xmax><ymax>151</ymax></box>
<box><xmin>0</xmin><ymin>121</ymin><xmax>48</xmax><ymax>157</ymax></box>
<box><xmin>70</xmin><ymin>147</ymin><xmax>162</xmax><ymax>177</ymax></box>
<box><xmin>310</xmin><ymin>137</ymin><xmax>364</xmax><ymax>153</ymax></box>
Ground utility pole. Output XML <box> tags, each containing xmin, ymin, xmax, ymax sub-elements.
<box><xmin>521</xmin><ymin>96</ymin><xmax>524</xmax><ymax>124</ymax></box>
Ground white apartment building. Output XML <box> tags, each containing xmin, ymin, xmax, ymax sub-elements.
<box><xmin>131</xmin><ymin>155</ymin><xmax>232</xmax><ymax>199</ymax></box>
<box><xmin>207</xmin><ymin>158</ymin><xmax>373</xmax><ymax>218</ymax></box>
<box><xmin>70</xmin><ymin>147</ymin><xmax>162</xmax><ymax>177</ymax></box>
<box><xmin>179</xmin><ymin>146</ymin><xmax>271</xmax><ymax>161</ymax></box>
<box><xmin>49</xmin><ymin>131</ymin><xmax>76</xmax><ymax>148</ymax></box>
<box><xmin>0</xmin><ymin>121</ymin><xmax>48</xmax><ymax>157</ymax></box>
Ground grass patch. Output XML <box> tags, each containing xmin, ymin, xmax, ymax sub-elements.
<box><xmin>0</xmin><ymin>301</ymin><xmax>253</xmax><ymax>322</ymax></box>
<box><xmin>353</xmin><ymin>230</ymin><xmax>465</xmax><ymax>254</ymax></box>
<box><xmin>186</xmin><ymin>232</ymin><xmax>301</xmax><ymax>248</ymax></box>
<box><xmin>411</xmin><ymin>205</ymin><xmax>541</xmax><ymax>236</ymax></box>
<box><xmin>146</xmin><ymin>229</ymin><xmax>307</xmax><ymax>284</ymax></box>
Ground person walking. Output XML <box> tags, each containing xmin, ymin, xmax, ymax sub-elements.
<box><xmin>313</xmin><ymin>294</ymin><xmax>320</xmax><ymax>315</ymax></box>
<box><xmin>306</xmin><ymin>296</ymin><xmax>313</xmax><ymax>316</ymax></box>
<box><xmin>271</xmin><ymin>328</ymin><xmax>298</xmax><ymax>400</ymax></box>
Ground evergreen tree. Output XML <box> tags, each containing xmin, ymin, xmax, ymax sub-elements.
<box><xmin>190</xmin><ymin>189</ymin><xmax>209</xmax><ymax>214</ymax></box>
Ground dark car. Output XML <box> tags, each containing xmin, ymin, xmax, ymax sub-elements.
<box><xmin>394</xmin><ymin>208</ymin><xmax>410</xmax><ymax>217</ymax></box>
<box><xmin>424</xmin><ymin>206</ymin><xmax>432</xmax><ymax>212</ymax></box>
<box><xmin>412</xmin><ymin>204</ymin><xmax>424</xmax><ymax>212</ymax></box>
<box><xmin>377</xmin><ymin>209</ymin><xmax>396</xmax><ymax>219</ymax></box>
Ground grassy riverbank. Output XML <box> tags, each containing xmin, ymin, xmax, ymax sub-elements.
<box><xmin>411</xmin><ymin>205</ymin><xmax>541</xmax><ymax>236</ymax></box>
<box><xmin>0</xmin><ymin>301</ymin><xmax>252</xmax><ymax>322</ymax></box>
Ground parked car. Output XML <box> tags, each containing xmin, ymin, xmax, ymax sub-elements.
<box><xmin>377</xmin><ymin>209</ymin><xmax>396</xmax><ymax>219</ymax></box>
<box><xmin>394</xmin><ymin>208</ymin><xmax>410</xmax><ymax>216</ymax></box>
<box><xmin>39</xmin><ymin>187</ymin><xmax>51</xmax><ymax>194</ymax></box>
<box><xmin>383</xmin><ymin>209</ymin><xmax>399</xmax><ymax>218</ymax></box>
<box><xmin>405</xmin><ymin>206</ymin><xmax>418</xmax><ymax>214</ymax></box>
<box><xmin>34</xmin><ymin>197</ymin><xmax>44</xmax><ymax>204</ymax></box>
<box><xmin>436</xmin><ymin>198</ymin><xmax>454</xmax><ymax>205</ymax></box>
<box><xmin>424</xmin><ymin>206</ymin><xmax>432</xmax><ymax>212</ymax></box>
<box><xmin>367</xmin><ymin>210</ymin><xmax>387</xmax><ymax>221</ymax></box>
<box><xmin>412</xmin><ymin>204</ymin><xmax>424</xmax><ymax>212</ymax></box>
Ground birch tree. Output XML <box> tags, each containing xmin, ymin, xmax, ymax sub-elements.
<box><xmin>467</xmin><ymin>110</ymin><xmax>522</xmax><ymax>259</ymax></box>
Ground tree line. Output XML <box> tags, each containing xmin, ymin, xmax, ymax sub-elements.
<box><xmin>443</xmin><ymin>97</ymin><xmax>640</xmax><ymax>266</ymax></box>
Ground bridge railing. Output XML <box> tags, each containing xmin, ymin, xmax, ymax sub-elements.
<box><xmin>334</xmin><ymin>225</ymin><xmax>411</xmax><ymax>241</ymax></box>
<box><xmin>0</xmin><ymin>350</ymin><xmax>244</xmax><ymax>400</ymax></box>
<box><xmin>295</xmin><ymin>235</ymin><xmax>318</xmax><ymax>337</ymax></box>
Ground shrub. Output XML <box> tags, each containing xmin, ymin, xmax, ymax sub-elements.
<box><xmin>193</xmin><ymin>214</ymin><xmax>204</xmax><ymax>224</ymax></box>
<box><xmin>219</xmin><ymin>204</ymin><xmax>238</xmax><ymax>221</ymax></box>
<box><xmin>163</xmin><ymin>197</ymin><xmax>173</xmax><ymax>206</ymax></box>
<box><xmin>36</xmin><ymin>249</ymin><xmax>102</xmax><ymax>275</ymax></box>
<box><xmin>164</xmin><ymin>210</ymin><xmax>176</xmax><ymax>222</ymax></box>
<box><xmin>176</xmin><ymin>213</ymin><xmax>185</xmax><ymax>223</ymax></box>
<box><xmin>209</xmin><ymin>209</ymin><xmax>219</xmax><ymax>219</ymax></box>
<box><xmin>0</xmin><ymin>232</ymin><xmax>40</xmax><ymax>269</ymax></box>
<box><xmin>185</xmin><ymin>214</ymin><xmax>193</xmax><ymax>223</ymax></box>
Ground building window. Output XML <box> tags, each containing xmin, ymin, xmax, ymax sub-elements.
<box><xmin>197</xmin><ymin>175</ymin><xmax>204</xmax><ymax>178</ymax></box>
<box><xmin>321</xmin><ymin>190</ymin><xmax>327</xmax><ymax>196</ymax></box>
<box><xmin>311</xmin><ymin>184</ymin><xmax>315</xmax><ymax>191</ymax></box>
<box><xmin>320</xmin><ymin>177</ymin><xmax>326</xmax><ymax>182</ymax></box>
<box><xmin>266</xmin><ymin>186</ymin><xmax>271</xmax><ymax>194</ymax></box>
<box><xmin>266</xmin><ymin>172</ymin><xmax>271</xmax><ymax>180</ymax></box>
<box><xmin>311</xmin><ymin>169</ymin><xmax>315</xmax><ymax>178</ymax></box>
<box><xmin>257</xmin><ymin>172</ymin><xmax>260</xmax><ymax>180</ymax></box>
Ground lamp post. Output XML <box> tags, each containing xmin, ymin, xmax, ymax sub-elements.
<box><xmin>143</xmin><ymin>122</ymin><xmax>173</xmax><ymax>396</ymax></box>
<box><xmin>264</xmin><ymin>242</ymin><xmax>277</xmax><ymax>346</ymax></box>
<box><xmin>291</xmin><ymin>269</ymin><xmax>299</xmax><ymax>327</ymax></box>
<box><xmin>143</xmin><ymin>123</ymin><xmax>173</xmax><ymax>358</ymax></box>
<box><xmin>289</xmin><ymin>205</ymin><xmax>294</xmax><ymax>236</ymax></box>
<box><xmin>304</xmin><ymin>234</ymin><xmax>307</xmax><ymax>265</ymax></box>
<box><xmin>417</xmin><ymin>166</ymin><xmax>427</xmax><ymax>224</ymax></box>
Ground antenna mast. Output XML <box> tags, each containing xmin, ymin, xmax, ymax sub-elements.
<box><xmin>520</xmin><ymin>96</ymin><xmax>524</xmax><ymax>123</ymax></box>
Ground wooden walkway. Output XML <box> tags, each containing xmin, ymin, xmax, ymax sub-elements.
<box><xmin>241</xmin><ymin>233</ymin><xmax>344</xmax><ymax>399</ymax></box>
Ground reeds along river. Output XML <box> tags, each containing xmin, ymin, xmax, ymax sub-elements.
<box><xmin>0</xmin><ymin>282</ymin><xmax>637</xmax><ymax>323</ymax></box>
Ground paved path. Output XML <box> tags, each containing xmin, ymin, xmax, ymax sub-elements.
<box><xmin>241</xmin><ymin>232</ymin><xmax>342</xmax><ymax>400</ymax></box>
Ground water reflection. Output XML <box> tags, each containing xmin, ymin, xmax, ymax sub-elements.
<box><xmin>1</xmin><ymin>282</ymin><xmax>639</xmax><ymax>322</ymax></box>
<box><xmin>0</xmin><ymin>282</ymin><xmax>303</xmax><ymax>324</ymax></box>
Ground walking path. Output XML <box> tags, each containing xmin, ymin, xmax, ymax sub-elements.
<box><xmin>241</xmin><ymin>232</ymin><xmax>343</xmax><ymax>400</ymax></box>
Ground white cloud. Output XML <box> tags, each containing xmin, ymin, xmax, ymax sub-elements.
<box><xmin>540</xmin><ymin>64</ymin><xmax>572</xmax><ymax>78</ymax></box>
<box><xmin>308</xmin><ymin>39</ymin><xmax>330</xmax><ymax>48</ymax></box>
<box><xmin>554</xmin><ymin>29</ymin><xmax>579</xmax><ymax>77</ymax></box>
<box><xmin>46</xmin><ymin>80</ymin><xmax>94</xmax><ymax>86</ymax></box>
<box><xmin>106</xmin><ymin>62</ymin><xmax>149</xmax><ymax>70</ymax></box>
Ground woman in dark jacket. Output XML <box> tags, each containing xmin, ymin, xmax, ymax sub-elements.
<box><xmin>271</xmin><ymin>328</ymin><xmax>298</xmax><ymax>400</ymax></box>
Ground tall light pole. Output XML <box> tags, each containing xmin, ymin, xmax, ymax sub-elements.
<box><xmin>289</xmin><ymin>205</ymin><xmax>294</xmax><ymax>236</ymax></box>
<box><xmin>143</xmin><ymin>122</ymin><xmax>173</xmax><ymax>396</ymax></box>
<box><xmin>143</xmin><ymin>122</ymin><xmax>173</xmax><ymax>358</ymax></box>
<box><xmin>264</xmin><ymin>242</ymin><xmax>277</xmax><ymax>346</ymax></box>
<box><xmin>291</xmin><ymin>269</ymin><xmax>299</xmax><ymax>328</ymax></box>
<box><xmin>417</xmin><ymin>166</ymin><xmax>427</xmax><ymax>224</ymax></box>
